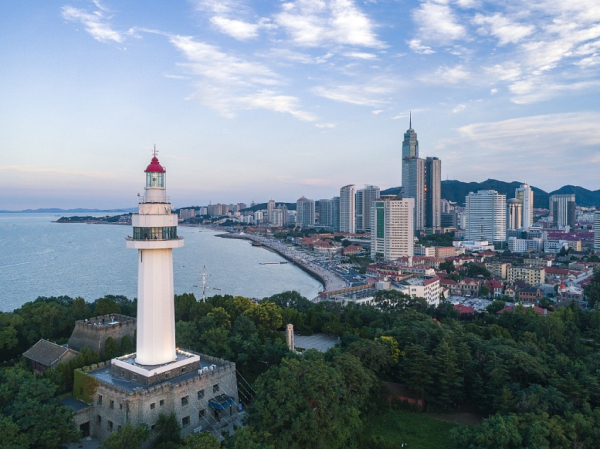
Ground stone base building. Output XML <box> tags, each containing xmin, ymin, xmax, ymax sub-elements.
<box><xmin>71</xmin><ymin>349</ymin><xmax>240</xmax><ymax>443</ymax></box>
<box><xmin>68</xmin><ymin>314</ymin><xmax>136</xmax><ymax>356</ymax></box>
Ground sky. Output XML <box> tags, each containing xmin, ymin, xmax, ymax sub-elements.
<box><xmin>1</xmin><ymin>0</ymin><xmax>599</xmax><ymax>210</ymax></box>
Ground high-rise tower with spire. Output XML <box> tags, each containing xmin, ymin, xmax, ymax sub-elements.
<box><xmin>401</xmin><ymin>115</ymin><xmax>441</xmax><ymax>231</ymax></box>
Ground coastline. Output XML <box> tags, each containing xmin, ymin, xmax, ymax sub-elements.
<box><xmin>214</xmin><ymin>230</ymin><xmax>347</xmax><ymax>299</ymax></box>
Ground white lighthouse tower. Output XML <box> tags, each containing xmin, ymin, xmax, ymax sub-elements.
<box><xmin>126</xmin><ymin>150</ymin><xmax>183</xmax><ymax>366</ymax></box>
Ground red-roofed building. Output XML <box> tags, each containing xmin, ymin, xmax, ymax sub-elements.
<box><xmin>484</xmin><ymin>280</ymin><xmax>504</xmax><ymax>298</ymax></box>
<box><xmin>497</xmin><ymin>305</ymin><xmax>550</xmax><ymax>316</ymax></box>
<box><xmin>454</xmin><ymin>304</ymin><xmax>475</xmax><ymax>315</ymax></box>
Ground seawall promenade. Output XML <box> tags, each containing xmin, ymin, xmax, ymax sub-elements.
<box><xmin>216</xmin><ymin>231</ymin><xmax>347</xmax><ymax>299</ymax></box>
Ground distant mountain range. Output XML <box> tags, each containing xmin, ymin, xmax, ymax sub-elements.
<box><xmin>0</xmin><ymin>208</ymin><xmax>136</xmax><ymax>213</ymax></box>
<box><xmin>381</xmin><ymin>179</ymin><xmax>600</xmax><ymax>208</ymax></box>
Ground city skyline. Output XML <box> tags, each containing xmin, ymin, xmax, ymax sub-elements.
<box><xmin>2</xmin><ymin>0</ymin><xmax>600</xmax><ymax>210</ymax></box>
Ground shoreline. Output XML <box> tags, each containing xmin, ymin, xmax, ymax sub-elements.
<box><xmin>214</xmin><ymin>230</ymin><xmax>347</xmax><ymax>299</ymax></box>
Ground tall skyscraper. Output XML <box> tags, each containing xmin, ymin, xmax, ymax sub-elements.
<box><xmin>371</xmin><ymin>196</ymin><xmax>414</xmax><ymax>261</ymax></box>
<box><xmin>515</xmin><ymin>184</ymin><xmax>534</xmax><ymax>229</ymax></box>
<box><xmin>318</xmin><ymin>198</ymin><xmax>333</xmax><ymax>227</ymax></box>
<box><xmin>340</xmin><ymin>185</ymin><xmax>356</xmax><ymax>233</ymax></box>
<box><xmin>465</xmin><ymin>190</ymin><xmax>507</xmax><ymax>243</ymax></box>
<box><xmin>332</xmin><ymin>196</ymin><xmax>341</xmax><ymax>232</ymax></box>
<box><xmin>296</xmin><ymin>197</ymin><xmax>315</xmax><ymax>227</ymax></box>
<box><xmin>507</xmin><ymin>198</ymin><xmax>523</xmax><ymax>230</ymax></box>
<box><xmin>126</xmin><ymin>152</ymin><xmax>183</xmax><ymax>365</ymax></box>
<box><xmin>355</xmin><ymin>185</ymin><xmax>380</xmax><ymax>232</ymax></box>
<box><xmin>401</xmin><ymin>118</ymin><xmax>441</xmax><ymax>231</ymax></box>
<box><xmin>267</xmin><ymin>199</ymin><xmax>275</xmax><ymax>224</ymax></box>
<box><xmin>424</xmin><ymin>157</ymin><xmax>441</xmax><ymax>228</ymax></box>
<box><xmin>403</xmin><ymin>157</ymin><xmax>425</xmax><ymax>229</ymax></box>
<box><xmin>550</xmin><ymin>194</ymin><xmax>576</xmax><ymax>228</ymax></box>
<box><xmin>594</xmin><ymin>211</ymin><xmax>600</xmax><ymax>252</ymax></box>
<box><xmin>401</xmin><ymin>113</ymin><xmax>419</xmax><ymax>187</ymax></box>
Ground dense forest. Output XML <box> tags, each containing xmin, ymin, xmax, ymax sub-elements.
<box><xmin>3</xmin><ymin>285</ymin><xmax>600</xmax><ymax>448</ymax></box>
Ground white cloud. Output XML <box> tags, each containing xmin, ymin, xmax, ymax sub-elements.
<box><xmin>313</xmin><ymin>81</ymin><xmax>393</xmax><ymax>106</ymax></box>
<box><xmin>275</xmin><ymin>0</ymin><xmax>385</xmax><ymax>48</ymax></box>
<box><xmin>452</xmin><ymin>103</ymin><xmax>466</xmax><ymax>113</ymax></box>
<box><xmin>61</xmin><ymin>3</ymin><xmax>126</xmax><ymax>43</ymax></box>
<box><xmin>169</xmin><ymin>35</ymin><xmax>317</xmax><ymax>121</ymax></box>
<box><xmin>412</xmin><ymin>0</ymin><xmax>467</xmax><ymax>44</ymax></box>
<box><xmin>210</xmin><ymin>16</ymin><xmax>260</xmax><ymax>40</ymax></box>
<box><xmin>238</xmin><ymin>90</ymin><xmax>317</xmax><ymax>121</ymax></box>
<box><xmin>344</xmin><ymin>51</ymin><xmax>377</xmax><ymax>59</ymax></box>
<box><xmin>191</xmin><ymin>0</ymin><xmax>237</xmax><ymax>15</ymax></box>
<box><xmin>490</xmin><ymin>88</ymin><xmax>498</xmax><ymax>94</ymax></box>
<box><xmin>407</xmin><ymin>39</ymin><xmax>435</xmax><ymax>54</ymax></box>
<box><xmin>170</xmin><ymin>35</ymin><xmax>279</xmax><ymax>86</ymax></box>
<box><xmin>442</xmin><ymin>112</ymin><xmax>600</xmax><ymax>188</ymax></box>
<box><xmin>422</xmin><ymin>64</ymin><xmax>470</xmax><ymax>84</ymax></box>
<box><xmin>483</xmin><ymin>62</ymin><xmax>522</xmax><ymax>82</ymax></box>
<box><xmin>473</xmin><ymin>13</ymin><xmax>535</xmax><ymax>45</ymax></box>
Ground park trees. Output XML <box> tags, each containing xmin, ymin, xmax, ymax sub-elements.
<box><xmin>101</xmin><ymin>422</ymin><xmax>150</xmax><ymax>449</ymax></box>
<box><xmin>248</xmin><ymin>352</ymin><xmax>362</xmax><ymax>449</ymax></box>
<box><xmin>0</xmin><ymin>367</ymin><xmax>79</xmax><ymax>448</ymax></box>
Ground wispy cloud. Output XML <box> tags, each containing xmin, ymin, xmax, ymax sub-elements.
<box><xmin>472</xmin><ymin>13</ymin><xmax>535</xmax><ymax>45</ymax></box>
<box><xmin>407</xmin><ymin>39</ymin><xmax>435</xmax><ymax>54</ymax></box>
<box><xmin>439</xmin><ymin>112</ymin><xmax>600</xmax><ymax>188</ymax></box>
<box><xmin>169</xmin><ymin>35</ymin><xmax>317</xmax><ymax>121</ymax></box>
<box><xmin>412</xmin><ymin>0</ymin><xmax>467</xmax><ymax>44</ymax></box>
<box><xmin>210</xmin><ymin>16</ymin><xmax>261</xmax><ymax>40</ymax></box>
<box><xmin>313</xmin><ymin>80</ymin><xmax>394</xmax><ymax>106</ymax></box>
<box><xmin>421</xmin><ymin>64</ymin><xmax>471</xmax><ymax>84</ymax></box>
<box><xmin>275</xmin><ymin>0</ymin><xmax>385</xmax><ymax>48</ymax></box>
<box><xmin>61</xmin><ymin>2</ymin><xmax>126</xmax><ymax>43</ymax></box>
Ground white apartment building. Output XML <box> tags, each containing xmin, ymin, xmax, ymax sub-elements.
<box><xmin>465</xmin><ymin>190</ymin><xmax>507</xmax><ymax>243</ymax></box>
<box><xmin>296</xmin><ymin>197</ymin><xmax>315</xmax><ymax>227</ymax></box>
<box><xmin>515</xmin><ymin>184</ymin><xmax>534</xmax><ymax>229</ymax></box>
<box><xmin>395</xmin><ymin>276</ymin><xmax>441</xmax><ymax>306</ymax></box>
<box><xmin>355</xmin><ymin>185</ymin><xmax>380</xmax><ymax>232</ymax></box>
<box><xmin>371</xmin><ymin>197</ymin><xmax>414</xmax><ymax>261</ymax></box>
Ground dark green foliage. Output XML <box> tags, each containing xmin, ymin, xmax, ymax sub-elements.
<box><xmin>0</xmin><ymin>367</ymin><xmax>80</xmax><ymax>448</ymax></box>
<box><xmin>181</xmin><ymin>432</ymin><xmax>221</xmax><ymax>449</ymax></box>
<box><xmin>418</xmin><ymin>231</ymin><xmax>455</xmax><ymax>247</ymax></box>
<box><xmin>102</xmin><ymin>337</ymin><xmax>120</xmax><ymax>360</ymax></box>
<box><xmin>52</xmin><ymin>346</ymin><xmax>100</xmax><ymax>390</ymax></box>
<box><xmin>247</xmin><ymin>352</ymin><xmax>363</xmax><ymax>449</ymax></box>
<box><xmin>153</xmin><ymin>413</ymin><xmax>182</xmax><ymax>448</ymax></box>
<box><xmin>93</xmin><ymin>297</ymin><xmax>121</xmax><ymax>316</ymax></box>
<box><xmin>101</xmin><ymin>422</ymin><xmax>150</xmax><ymax>449</ymax></box>
<box><xmin>72</xmin><ymin>368</ymin><xmax>98</xmax><ymax>403</ymax></box>
<box><xmin>438</xmin><ymin>260</ymin><xmax>455</xmax><ymax>273</ymax></box>
<box><xmin>464</xmin><ymin>262</ymin><xmax>491</xmax><ymax>278</ymax></box>
<box><xmin>120</xmin><ymin>335</ymin><xmax>133</xmax><ymax>354</ymax></box>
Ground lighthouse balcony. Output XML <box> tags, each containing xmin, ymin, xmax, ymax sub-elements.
<box><xmin>126</xmin><ymin>238</ymin><xmax>184</xmax><ymax>249</ymax></box>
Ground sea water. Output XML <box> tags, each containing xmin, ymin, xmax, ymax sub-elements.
<box><xmin>0</xmin><ymin>214</ymin><xmax>322</xmax><ymax>312</ymax></box>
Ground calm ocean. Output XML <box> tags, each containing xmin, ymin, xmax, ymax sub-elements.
<box><xmin>0</xmin><ymin>214</ymin><xmax>322</xmax><ymax>312</ymax></box>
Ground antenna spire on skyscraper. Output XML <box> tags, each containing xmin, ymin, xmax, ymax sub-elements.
<box><xmin>409</xmin><ymin>111</ymin><xmax>412</xmax><ymax>129</ymax></box>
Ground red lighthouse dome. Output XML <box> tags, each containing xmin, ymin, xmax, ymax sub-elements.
<box><xmin>145</xmin><ymin>156</ymin><xmax>165</xmax><ymax>173</ymax></box>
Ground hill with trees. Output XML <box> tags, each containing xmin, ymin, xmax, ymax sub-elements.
<box><xmin>382</xmin><ymin>179</ymin><xmax>600</xmax><ymax>208</ymax></box>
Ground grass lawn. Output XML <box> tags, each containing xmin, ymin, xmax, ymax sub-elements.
<box><xmin>360</xmin><ymin>409</ymin><xmax>461</xmax><ymax>449</ymax></box>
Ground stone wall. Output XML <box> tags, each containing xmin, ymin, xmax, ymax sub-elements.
<box><xmin>68</xmin><ymin>314</ymin><xmax>136</xmax><ymax>355</ymax></box>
